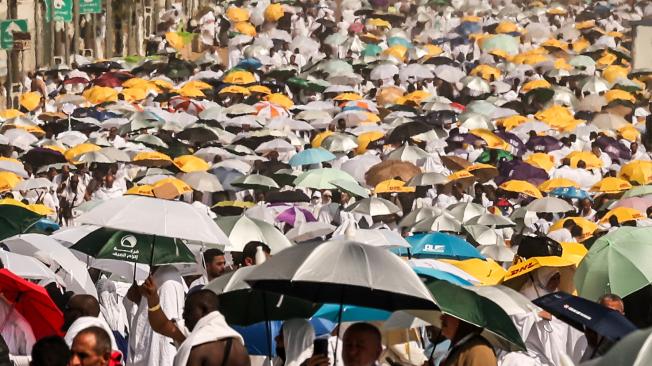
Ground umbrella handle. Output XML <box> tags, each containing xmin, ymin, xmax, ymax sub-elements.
<box><xmin>262</xmin><ymin>293</ymin><xmax>273</xmax><ymax>359</ymax></box>
<box><xmin>333</xmin><ymin>292</ymin><xmax>344</xmax><ymax>366</ymax></box>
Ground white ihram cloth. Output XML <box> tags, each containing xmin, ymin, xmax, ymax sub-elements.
<box><xmin>128</xmin><ymin>266</ymin><xmax>185</xmax><ymax>366</ymax></box>
<box><xmin>0</xmin><ymin>299</ymin><xmax>35</xmax><ymax>355</ymax></box>
<box><xmin>64</xmin><ymin>316</ymin><xmax>118</xmax><ymax>351</ymax></box>
<box><xmin>173</xmin><ymin>311</ymin><xmax>243</xmax><ymax>366</ymax></box>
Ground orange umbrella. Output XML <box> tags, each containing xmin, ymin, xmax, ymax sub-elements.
<box><xmin>539</xmin><ymin>178</ymin><xmax>579</xmax><ymax>193</ymax></box>
<box><xmin>499</xmin><ymin>180</ymin><xmax>543</xmax><ymax>198</ymax></box>
<box><xmin>599</xmin><ymin>207</ymin><xmax>644</xmax><ymax>224</ymax></box>
<box><xmin>590</xmin><ymin>177</ymin><xmax>632</xmax><ymax>193</ymax></box>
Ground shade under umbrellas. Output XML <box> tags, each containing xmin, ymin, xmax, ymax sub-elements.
<box><xmin>534</xmin><ymin>292</ymin><xmax>637</xmax><ymax>342</ymax></box>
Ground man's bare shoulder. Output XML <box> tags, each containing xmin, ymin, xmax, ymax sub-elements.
<box><xmin>188</xmin><ymin>338</ymin><xmax>251</xmax><ymax>366</ymax></box>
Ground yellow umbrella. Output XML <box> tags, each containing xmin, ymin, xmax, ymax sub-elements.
<box><xmin>152</xmin><ymin>177</ymin><xmax>193</xmax><ymax>199</ymax></box>
<box><xmin>122</xmin><ymin>77</ymin><xmax>150</xmax><ymax>89</ymax></box>
<box><xmin>0</xmin><ymin>109</ymin><xmax>24</xmax><ymax>119</ymax></box>
<box><xmin>576</xmin><ymin>20</ymin><xmax>595</xmax><ymax>30</ymax></box>
<box><xmin>603</xmin><ymin>65</ymin><xmax>630</xmax><ymax>83</ymax></box>
<box><xmin>26</xmin><ymin>203</ymin><xmax>53</xmax><ymax>216</ymax></box>
<box><xmin>597</xmin><ymin>52</ymin><xmax>617</xmax><ymax>67</ymax></box>
<box><xmin>497</xmin><ymin>115</ymin><xmax>529</xmax><ymax>130</ymax></box>
<box><xmin>620</xmin><ymin>160</ymin><xmax>652</xmax><ymax>185</ymax></box>
<box><xmin>125</xmin><ymin>185</ymin><xmax>154</xmax><ymax>197</ymax></box>
<box><xmin>248</xmin><ymin>85</ymin><xmax>272</xmax><ymax>95</ymax></box>
<box><xmin>448</xmin><ymin>169</ymin><xmax>474</xmax><ymax>182</ymax></box>
<box><xmin>376</xmin><ymin>86</ymin><xmax>404</xmax><ymax>106</ymax></box>
<box><xmin>502</xmin><ymin>256</ymin><xmax>576</xmax><ymax>294</ymax></box>
<box><xmin>367</xmin><ymin>18</ymin><xmax>391</xmax><ymax>28</ymax></box>
<box><xmin>547</xmin><ymin>7</ymin><xmax>567</xmax><ymax>15</ymax></box>
<box><xmin>121</xmin><ymin>87</ymin><xmax>149</xmax><ymax>102</ymax></box>
<box><xmin>499</xmin><ymin>180</ymin><xmax>543</xmax><ymax>198</ymax></box>
<box><xmin>382</xmin><ymin>45</ymin><xmax>408</xmax><ymax>61</ymax></box>
<box><xmin>554</xmin><ymin>58</ymin><xmax>573</xmax><ymax>71</ymax></box>
<box><xmin>525</xmin><ymin>153</ymin><xmax>555</xmax><ymax>171</ymax></box>
<box><xmin>226</xmin><ymin>6</ymin><xmax>250</xmax><ymax>22</ymax></box>
<box><xmin>176</xmin><ymin>85</ymin><xmax>206</xmax><ymax>98</ymax></box>
<box><xmin>173</xmin><ymin>155</ymin><xmax>210</xmax><ymax>173</ymax></box>
<box><xmin>619</xmin><ymin>125</ymin><xmax>640</xmax><ymax>142</ymax></box>
<box><xmin>470</xmin><ymin>64</ymin><xmax>501</xmax><ymax>81</ymax></box>
<box><xmin>495</xmin><ymin>21</ymin><xmax>518</xmax><ymax>34</ymax></box>
<box><xmin>219</xmin><ymin>85</ymin><xmax>251</xmax><ymax>96</ymax></box>
<box><xmin>560</xmin><ymin>242</ymin><xmax>588</xmax><ymax>266</ymax></box>
<box><xmin>440</xmin><ymin>258</ymin><xmax>506</xmax><ymax>285</ymax></box>
<box><xmin>488</xmin><ymin>49</ymin><xmax>510</xmax><ymax>60</ymax></box>
<box><xmin>572</xmin><ymin>38</ymin><xmax>591</xmax><ymax>53</ymax></box>
<box><xmin>462</xmin><ymin>15</ymin><xmax>481</xmax><ymax>22</ymax></box>
<box><xmin>469</xmin><ymin>129</ymin><xmax>509</xmax><ymax>150</ymax></box>
<box><xmin>132</xmin><ymin>151</ymin><xmax>173</xmax><ymax>167</ymax></box>
<box><xmin>605</xmin><ymin>89</ymin><xmax>636</xmax><ymax>103</ymax></box>
<box><xmin>223</xmin><ymin>70</ymin><xmax>256</xmax><ymax>85</ymax></box>
<box><xmin>541</xmin><ymin>38</ymin><xmax>568</xmax><ymax>51</ymax></box>
<box><xmin>234</xmin><ymin>22</ymin><xmax>256</xmax><ymax>37</ymax></box>
<box><xmin>333</xmin><ymin>92</ymin><xmax>362</xmax><ymax>101</ymax></box>
<box><xmin>398</xmin><ymin>90</ymin><xmax>431</xmax><ymax>105</ymax></box>
<box><xmin>19</xmin><ymin>92</ymin><xmax>42</xmax><ymax>112</ymax></box>
<box><xmin>513</xmin><ymin>52</ymin><xmax>549</xmax><ymax>65</ymax></box>
<box><xmin>265</xmin><ymin>93</ymin><xmax>294</xmax><ymax>109</ymax></box>
<box><xmin>565</xmin><ymin>151</ymin><xmax>603</xmax><ymax>169</ymax></box>
<box><xmin>423</xmin><ymin>44</ymin><xmax>443</xmax><ymax>58</ymax></box>
<box><xmin>590</xmin><ymin>177</ymin><xmax>632</xmax><ymax>193</ymax></box>
<box><xmin>82</xmin><ymin>86</ymin><xmax>118</xmax><ymax>105</ymax></box>
<box><xmin>356</xmin><ymin>131</ymin><xmax>384</xmax><ymax>154</ymax></box>
<box><xmin>535</xmin><ymin>105</ymin><xmax>581</xmax><ymax>132</ymax></box>
<box><xmin>152</xmin><ymin>79</ymin><xmax>174</xmax><ymax>90</ymax></box>
<box><xmin>0</xmin><ymin>172</ymin><xmax>21</xmax><ymax>191</ymax></box>
<box><xmin>311</xmin><ymin>131</ymin><xmax>334</xmax><ymax>148</ymax></box>
<box><xmin>183</xmin><ymin>80</ymin><xmax>212</xmax><ymax>91</ymax></box>
<box><xmin>374</xmin><ymin>179</ymin><xmax>415</xmax><ymax>194</ymax></box>
<box><xmin>538</xmin><ymin>177</ymin><xmax>580</xmax><ymax>193</ymax></box>
<box><xmin>213</xmin><ymin>200</ymin><xmax>255</xmax><ymax>208</ymax></box>
<box><xmin>64</xmin><ymin>143</ymin><xmax>101</xmax><ymax>162</ymax></box>
<box><xmin>551</xmin><ymin>217</ymin><xmax>598</xmax><ymax>242</ymax></box>
<box><xmin>599</xmin><ymin>207</ymin><xmax>645</xmax><ymax>224</ymax></box>
<box><xmin>16</xmin><ymin>125</ymin><xmax>46</xmax><ymax>136</ymax></box>
<box><xmin>165</xmin><ymin>32</ymin><xmax>186</xmax><ymax>51</ymax></box>
<box><xmin>521</xmin><ymin>79</ymin><xmax>551</xmax><ymax>93</ymax></box>
<box><xmin>264</xmin><ymin>3</ymin><xmax>284</xmax><ymax>22</ymax></box>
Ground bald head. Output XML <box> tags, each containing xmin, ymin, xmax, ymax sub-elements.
<box><xmin>62</xmin><ymin>294</ymin><xmax>100</xmax><ymax>331</ymax></box>
<box><xmin>183</xmin><ymin>290</ymin><xmax>220</xmax><ymax>331</ymax></box>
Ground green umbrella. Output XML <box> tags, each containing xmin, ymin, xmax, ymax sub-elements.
<box><xmin>575</xmin><ymin>227</ymin><xmax>652</xmax><ymax>301</ymax></box>
<box><xmin>205</xmin><ymin>266</ymin><xmax>319</xmax><ymax>325</ymax></box>
<box><xmin>0</xmin><ymin>203</ymin><xmax>43</xmax><ymax>241</ymax></box>
<box><xmin>330</xmin><ymin>179</ymin><xmax>370</xmax><ymax>198</ymax></box>
<box><xmin>480</xmin><ymin>34</ymin><xmax>519</xmax><ymax>56</ymax></box>
<box><xmin>294</xmin><ymin>168</ymin><xmax>357</xmax><ymax>189</ymax></box>
<box><xmin>231</xmin><ymin>174</ymin><xmax>280</xmax><ymax>191</ymax></box>
<box><xmin>70</xmin><ymin>227</ymin><xmax>196</xmax><ymax>265</ymax></box>
<box><xmin>622</xmin><ymin>185</ymin><xmax>652</xmax><ymax>198</ymax></box>
<box><xmin>287</xmin><ymin>77</ymin><xmax>327</xmax><ymax>92</ymax></box>
<box><xmin>409</xmin><ymin>280</ymin><xmax>526</xmax><ymax>352</ymax></box>
<box><xmin>475</xmin><ymin>148</ymin><xmax>514</xmax><ymax>164</ymax></box>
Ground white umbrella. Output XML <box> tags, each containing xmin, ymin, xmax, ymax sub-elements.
<box><xmin>370</xmin><ymin>64</ymin><xmax>399</xmax><ymax>80</ymax></box>
<box><xmin>448</xmin><ymin>202</ymin><xmax>486</xmax><ymax>223</ymax></box>
<box><xmin>387</xmin><ymin>143</ymin><xmax>430</xmax><ymax>164</ymax></box>
<box><xmin>346</xmin><ymin>197</ymin><xmax>401</xmax><ymax>216</ymax></box>
<box><xmin>76</xmin><ymin>151</ymin><xmax>114</xmax><ymax>164</ymax></box>
<box><xmin>341</xmin><ymin>154</ymin><xmax>383</xmax><ymax>184</ymax></box>
<box><xmin>399</xmin><ymin>207</ymin><xmax>442</xmax><ymax>227</ymax></box>
<box><xmin>526</xmin><ymin>197</ymin><xmax>575</xmax><ymax>213</ymax></box>
<box><xmin>254</xmin><ymin>138</ymin><xmax>295</xmax><ymax>154</ymax></box>
<box><xmin>0</xmin><ymin>158</ymin><xmax>29</xmax><ymax>178</ymax></box>
<box><xmin>286</xmin><ymin>221</ymin><xmax>335</xmax><ymax>242</ymax></box>
<box><xmin>2</xmin><ymin>234</ymin><xmax>97</xmax><ymax>297</ymax></box>
<box><xmin>477</xmin><ymin>244</ymin><xmax>514</xmax><ymax>262</ymax></box>
<box><xmin>320</xmin><ymin>133</ymin><xmax>359</xmax><ymax>152</ymax></box>
<box><xmin>335</xmin><ymin>228</ymin><xmax>411</xmax><ymax>249</ymax></box>
<box><xmin>56</xmin><ymin>131</ymin><xmax>88</xmax><ymax>147</ymax></box>
<box><xmin>465</xmin><ymin>213</ymin><xmax>516</xmax><ymax>227</ymax></box>
<box><xmin>14</xmin><ymin>177</ymin><xmax>55</xmax><ymax>191</ymax></box>
<box><xmin>77</xmin><ymin>196</ymin><xmax>230</xmax><ymax>245</ymax></box>
<box><xmin>407</xmin><ymin>172</ymin><xmax>448</xmax><ymax>187</ymax></box>
<box><xmin>178</xmin><ymin>171</ymin><xmax>224</xmax><ymax>192</ymax></box>
<box><xmin>399</xmin><ymin>64</ymin><xmax>434</xmax><ymax>81</ymax></box>
<box><xmin>0</xmin><ymin>249</ymin><xmax>59</xmax><ymax>282</ymax></box>
<box><xmin>407</xmin><ymin>258</ymin><xmax>480</xmax><ymax>284</ymax></box>
<box><xmin>434</xmin><ymin>65</ymin><xmax>466</xmax><ymax>83</ymax></box>
<box><xmin>216</xmin><ymin>215</ymin><xmax>293</xmax><ymax>254</ymax></box>
<box><xmin>411</xmin><ymin>213</ymin><xmax>462</xmax><ymax>233</ymax></box>
<box><xmin>3</xmin><ymin>128</ymin><xmax>37</xmax><ymax>150</ymax></box>
<box><xmin>98</xmin><ymin>147</ymin><xmax>131</xmax><ymax>162</ymax></box>
<box><xmin>465</xmin><ymin>224</ymin><xmax>506</xmax><ymax>246</ymax></box>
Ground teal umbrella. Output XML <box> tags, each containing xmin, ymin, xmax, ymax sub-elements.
<box><xmin>363</xmin><ymin>44</ymin><xmax>382</xmax><ymax>57</ymax></box>
<box><xmin>388</xmin><ymin>37</ymin><xmax>413</xmax><ymax>49</ymax></box>
<box><xmin>70</xmin><ymin>227</ymin><xmax>195</xmax><ymax>265</ymax></box>
<box><xmin>480</xmin><ymin>34</ymin><xmax>520</xmax><ymax>56</ymax></box>
<box><xmin>294</xmin><ymin>168</ymin><xmax>357</xmax><ymax>189</ymax></box>
<box><xmin>622</xmin><ymin>185</ymin><xmax>652</xmax><ymax>198</ymax></box>
<box><xmin>313</xmin><ymin>304</ymin><xmax>391</xmax><ymax>322</ymax></box>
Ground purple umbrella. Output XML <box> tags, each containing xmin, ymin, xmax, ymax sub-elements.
<box><xmin>495</xmin><ymin>160</ymin><xmax>549</xmax><ymax>186</ymax></box>
<box><xmin>526</xmin><ymin>135</ymin><xmax>562</xmax><ymax>152</ymax></box>
<box><xmin>494</xmin><ymin>130</ymin><xmax>526</xmax><ymax>156</ymax></box>
<box><xmin>595</xmin><ymin>136</ymin><xmax>631</xmax><ymax>161</ymax></box>
<box><xmin>276</xmin><ymin>207</ymin><xmax>317</xmax><ymax>227</ymax></box>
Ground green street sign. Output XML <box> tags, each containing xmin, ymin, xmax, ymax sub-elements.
<box><xmin>80</xmin><ymin>0</ymin><xmax>102</xmax><ymax>14</ymax></box>
<box><xmin>53</xmin><ymin>0</ymin><xmax>73</xmax><ymax>23</ymax></box>
<box><xmin>0</xmin><ymin>19</ymin><xmax>28</xmax><ymax>50</ymax></box>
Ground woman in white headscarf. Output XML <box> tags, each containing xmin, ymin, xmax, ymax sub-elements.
<box><xmin>96</xmin><ymin>278</ymin><xmax>129</xmax><ymax>337</ymax></box>
<box><xmin>274</xmin><ymin>319</ymin><xmax>315</xmax><ymax>366</ymax></box>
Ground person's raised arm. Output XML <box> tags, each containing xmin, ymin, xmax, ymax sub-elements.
<box><xmin>140</xmin><ymin>276</ymin><xmax>186</xmax><ymax>344</ymax></box>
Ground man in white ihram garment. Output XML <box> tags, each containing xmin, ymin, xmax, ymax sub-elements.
<box><xmin>127</xmin><ymin>265</ymin><xmax>185</xmax><ymax>366</ymax></box>
<box><xmin>273</xmin><ymin>319</ymin><xmax>316</xmax><ymax>366</ymax></box>
<box><xmin>96</xmin><ymin>278</ymin><xmax>130</xmax><ymax>337</ymax></box>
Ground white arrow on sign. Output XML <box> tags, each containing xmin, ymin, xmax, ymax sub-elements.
<box><xmin>5</xmin><ymin>22</ymin><xmax>21</xmax><ymax>38</ymax></box>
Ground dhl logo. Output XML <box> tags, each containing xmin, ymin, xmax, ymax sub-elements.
<box><xmin>508</xmin><ymin>261</ymin><xmax>536</xmax><ymax>276</ymax></box>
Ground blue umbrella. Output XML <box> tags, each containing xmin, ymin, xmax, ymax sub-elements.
<box><xmin>237</xmin><ymin>58</ymin><xmax>263</xmax><ymax>71</ymax></box>
<box><xmin>412</xmin><ymin>266</ymin><xmax>473</xmax><ymax>286</ymax></box>
<box><xmin>310</xmin><ymin>317</ymin><xmax>336</xmax><ymax>337</ymax></box>
<box><xmin>313</xmin><ymin>304</ymin><xmax>391</xmax><ymax>322</ymax></box>
<box><xmin>550</xmin><ymin>187</ymin><xmax>591</xmax><ymax>200</ymax></box>
<box><xmin>403</xmin><ymin>232</ymin><xmax>485</xmax><ymax>260</ymax></box>
<box><xmin>534</xmin><ymin>292</ymin><xmax>637</xmax><ymax>341</ymax></box>
<box><xmin>210</xmin><ymin>166</ymin><xmax>245</xmax><ymax>191</ymax></box>
<box><xmin>31</xmin><ymin>218</ymin><xmax>60</xmax><ymax>234</ymax></box>
<box><xmin>388</xmin><ymin>37</ymin><xmax>413</xmax><ymax>49</ymax></box>
<box><xmin>233</xmin><ymin>321</ymin><xmax>282</xmax><ymax>356</ymax></box>
<box><xmin>289</xmin><ymin>148</ymin><xmax>336</xmax><ymax>166</ymax></box>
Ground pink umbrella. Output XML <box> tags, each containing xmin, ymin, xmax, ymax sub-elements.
<box><xmin>276</xmin><ymin>206</ymin><xmax>317</xmax><ymax>227</ymax></box>
<box><xmin>613</xmin><ymin>196</ymin><xmax>652</xmax><ymax>213</ymax></box>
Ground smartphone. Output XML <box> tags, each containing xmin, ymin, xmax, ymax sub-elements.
<box><xmin>313</xmin><ymin>338</ymin><xmax>329</xmax><ymax>356</ymax></box>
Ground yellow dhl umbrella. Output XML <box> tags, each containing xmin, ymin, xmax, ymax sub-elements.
<box><xmin>43</xmin><ymin>144</ymin><xmax>66</xmax><ymax>154</ymax></box>
<box><xmin>440</xmin><ymin>258</ymin><xmax>506</xmax><ymax>285</ymax></box>
<box><xmin>0</xmin><ymin>172</ymin><xmax>21</xmax><ymax>191</ymax></box>
<box><xmin>448</xmin><ymin>169</ymin><xmax>475</xmax><ymax>182</ymax></box>
<box><xmin>121</xmin><ymin>87</ymin><xmax>149</xmax><ymax>102</ymax></box>
<box><xmin>266</xmin><ymin>93</ymin><xmax>294</xmax><ymax>109</ymax></box>
<box><xmin>122</xmin><ymin>77</ymin><xmax>151</xmax><ymax>89</ymax></box>
<box><xmin>248</xmin><ymin>85</ymin><xmax>272</xmax><ymax>95</ymax></box>
<box><xmin>599</xmin><ymin>207</ymin><xmax>645</xmax><ymax>224</ymax></box>
<box><xmin>133</xmin><ymin>151</ymin><xmax>173</xmax><ymax>167</ymax></box>
<box><xmin>264</xmin><ymin>3</ymin><xmax>284</xmax><ymax>22</ymax></box>
<box><xmin>590</xmin><ymin>177</ymin><xmax>632</xmax><ymax>193</ymax></box>
<box><xmin>27</xmin><ymin>203</ymin><xmax>54</xmax><ymax>216</ymax></box>
<box><xmin>576</xmin><ymin>20</ymin><xmax>595</xmax><ymax>30</ymax></box>
<box><xmin>0</xmin><ymin>109</ymin><xmax>24</xmax><ymax>119</ymax></box>
<box><xmin>605</xmin><ymin>89</ymin><xmax>636</xmax><ymax>103</ymax></box>
<box><xmin>535</xmin><ymin>105</ymin><xmax>580</xmax><ymax>132</ymax></box>
<box><xmin>502</xmin><ymin>256</ymin><xmax>576</xmax><ymax>293</ymax></box>
<box><xmin>572</xmin><ymin>38</ymin><xmax>591</xmax><ymax>53</ymax></box>
<box><xmin>19</xmin><ymin>92</ymin><xmax>42</xmax><ymax>112</ymax></box>
<box><xmin>466</xmin><ymin>163</ymin><xmax>498</xmax><ymax>182</ymax></box>
<box><xmin>397</xmin><ymin>90</ymin><xmax>431</xmax><ymax>105</ymax></box>
<box><xmin>219</xmin><ymin>85</ymin><xmax>251</xmax><ymax>96</ymax></box>
<box><xmin>367</xmin><ymin>18</ymin><xmax>391</xmax><ymax>28</ymax></box>
<box><xmin>619</xmin><ymin>124</ymin><xmax>640</xmax><ymax>142</ymax></box>
<box><xmin>495</xmin><ymin>21</ymin><xmax>518</xmax><ymax>34</ymax></box>
<box><xmin>554</xmin><ymin>58</ymin><xmax>573</xmax><ymax>71</ymax></box>
<box><xmin>541</xmin><ymin>38</ymin><xmax>568</xmax><ymax>51</ymax></box>
<box><xmin>152</xmin><ymin>79</ymin><xmax>174</xmax><ymax>90</ymax></box>
<box><xmin>183</xmin><ymin>80</ymin><xmax>212</xmax><ymax>91</ymax></box>
<box><xmin>620</xmin><ymin>160</ymin><xmax>652</xmax><ymax>185</ymax></box>
<box><xmin>383</xmin><ymin>45</ymin><xmax>408</xmax><ymax>61</ymax></box>
<box><xmin>126</xmin><ymin>185</ymin><xmax>154</xmax><ymax>197</ymax></box>
<box><xmin>173</xmin><ymin>155</ymin><xmax>210</xmax><ymax>173</ymax></box>
<box><xmin>16</xmin><ymin>125</ymin><xmax>46</xmax><ymax>136</ymax></box>
<box><xmin>165</xmin><ymin>32</ymin><xmax>186</xmax><ymax>51</ymax></box>
<box><xmin>552</xmin><ymin>217</ymin><xmax>598</xmax><ymax>242</ymax></box>
<box><xmin>512</xmin><ymin>52</ymin><xmax>549</xmax><ymax>65</ymax></box>
<box><xmin>525</xmin><ymin>153</ymin><xmax>555</xmax><ymax>171</ymax></box>
<box><xmin>152</xmin><ymin>177</ymin><xmax>193</xmax><ymax>199</ymax></box>
<box><xmin>499</xmin><ymin>180</ymin><xmax>543</xmax><ymax>198</ymax></box>
<box><xmin>374</xmin><ymin>179</ymin><xmax>415</xmax><ymax>194</ymax></box>
<box><xmin>497</xmin><ymin>115</ymin><xmax>528</xmax><ymax>130</ymax></box>
<box><xmin>488</xmin><ymin>49</ymin><xmax>510</xmax><ymax>59</ymax></box>
<box><xmin>470</xmin><ymin>64</ymin><xmax>501</xmax><ymax>81</ymax></box>
<box><xmin>333</xmin><ymin>92</ymin><xmax>362</xmax><ymax>101</ymax></box>
<box><xmin>560</xmin><ymin>242</ymin><xmax>588</xmax><ymax>266</ymax></box>
<box><xmin>539</xmin><ymin>177</ymin><xmax>580</xmax><ymax>193</ymax></box>
<box><xmin>356</xmin><ymin>131</ymin><xmax>384</xmax><ymax>154</ymax></box>
<box><xmin>603</xmin><ymin>65</ymin><xmax>630</xmax><ymax>83</ymax></box>
<box><xmin>423</xmin><ymin>44</ymin><xmax>443</xmax><ymax>58</ymax></box>
<box><xmin>176</xmin><ymin>85</ymin><xmax>206</xmax><ymax>98</ymax></box>
<box><xmin>223</xmin><ymin>70</ymin><xmax>256</xmax><ymax>85</ymax></box>
<box><xmin>521</xmin><ymin>79</ymin><xmax>552</xmax><ymax>93</ymax></box>
<box><xmin>234</xmin><ymin>22</ymin><xmax>256</xmax><ymax>37</ymax></box>
<box><xmin>83</xmin><ymin>86</ymin><xmax>118</xmax><ymax>105</ymax></box>
<box><xmin>565</xmin><ymin>151</ymin><xmax>603</xmax><ymax>169</ymax></box>
<box><xmin>64</xmin><ymin>143</ymin><xmax>101</xmax><ymax>162</ymax></box>
<box><xmin>311</xmin><ymin>130</ymin><xmax>334</xmax><ymax>148</ymax></box>
<box><xmin>469</xmin><ymin>129</ymin><xmax>509</xmax><ymax>150</ymax></box>
<box><xmin>547</xmin><ymin>7</ymin><xmax>567</xmax><ymax>15</ymax></box>
<box><xmin>226</xmin><ymin>6</ymin><xmax>250</xmax><ymax>22</ymax></box>
<box><xmin>213</xmin><ymin>200</ymin><xmax>255</xmax><ymax>208</ymax></box>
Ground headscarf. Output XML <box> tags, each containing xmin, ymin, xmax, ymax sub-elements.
<box><xmin>519</xmin><ymin>267</ymin><xmax>560</xmax><ymax>301</ymax></box>
<box><xmin>282</xmin><ymin>319</ymin><xmax>315</xmax><ymax>366</ymax></box>
<box><xmin>96</xmin><ymin>278</ymin><xmax>129</xmax><ymax>336</ymax></box>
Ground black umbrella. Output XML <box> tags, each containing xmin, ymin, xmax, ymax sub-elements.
<box><xmin>385</xmin><ymin>122</ymin><xmax>433</xmax><ymax>144</ymax></box>
<box><xmin>526</xmin><ymin>135</ymin><xmax>562</xmax><ymax>152</ymax></box>
<box><xmin>22</xmin><ymin>147</ymin><xmax>67</xmax><ymax>168</ymax></box>
<box><xmin>534</xmin><ymin>292</ymin><xmax>637</xmax><ymax>341</ymax></box>
<box><xmin>265</xmin><ymin>190</ymin><xmax>309</xmax><ymax>204</ymax></box>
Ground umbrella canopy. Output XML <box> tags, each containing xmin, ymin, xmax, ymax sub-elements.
<box><xmin>216</xmin><ymin>215</ymin><xmax>293</xmax><ymax>253</ymax></box>
<box><xmin>294</xmin><ymin>168</ymin><xmax>357</xmax><ymax>190</ymax></box>
<box><xmin>346</xmin><ymin>197</ymin><xmax>401</xmax><ymax>216</ymax></box>
<box><xmin>77</xmin><ymin>196</ymin><xmax>230</xmax><ymax>245</ymax></box>
<box><xmin>526</xmin><ymin>197</ymin><xmax>575</xmax><ymax>213</ymax></box>
<box><xmin>580</xmin><ymin>328</ymin><xmax>652</xmax><ymax>366</ymax></box>
<box><xmin>404</xmin><ymin>232</ymin><xmax>484</xmax><ymax>260</ymax></box>
<box><xmin>245</xmin><ymin>239</ymin><xmax>437</xmax><ymax>311</ymax></box>
<box><xmin>178</xmin><ymin>171</ymin><xmax>224</xmax><ymax>192</ymax></box>
<box><xmin>289</xmin><ymin>148</ymin><xmax>336</xmax><ymax>166</ymax></box>
<box><xmin>0</xmin><ymin>200</ymin><xmax>43</xmax><ymax>241</ymax></box>
<box><xmin>365</xmin><ymin>160</ymin><xmax>421</xmax><ymax>187</ymax></box>
<box><xmin>499</xmin><ymin>180</ymin><xmax>543</xmax><ymax>198</ymax></box>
